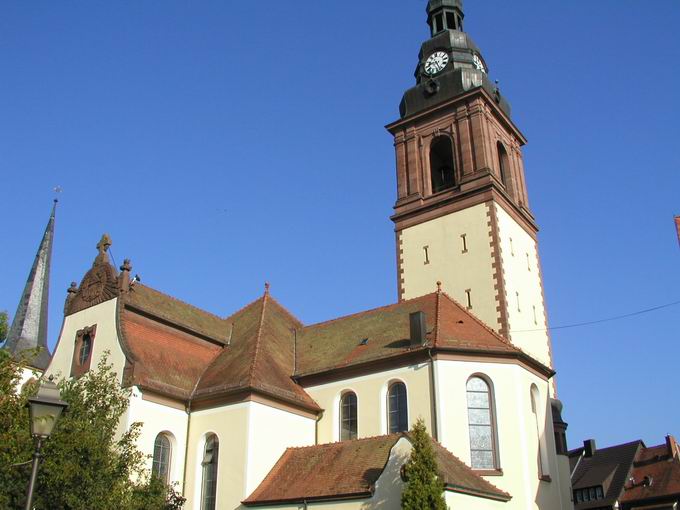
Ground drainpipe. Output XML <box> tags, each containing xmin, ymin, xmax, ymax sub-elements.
<box><xmin>315</xmin><ymin>411</ymin><xmax>324</xmax><ymax>445</ymax></box>
<box><xmin>427</xmin><ymin>349</ymin><xmax>440</xmax><ymax>441</ymax></box>
<box><xmin>181</xmin><ymin>401</ymin><xmax>192</xmax><ymax>497</ymax></box>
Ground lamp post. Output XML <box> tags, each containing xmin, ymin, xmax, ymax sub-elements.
<box><xmin>24</xmin><ymin>377</ymin><xmax>68</xmax><ymax>510</ymax></box>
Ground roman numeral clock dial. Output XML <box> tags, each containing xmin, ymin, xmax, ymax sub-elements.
<box><xmin>424</xmin><ymin>51</ymin><xmax>449</xmax><ymax>76</ymax></box>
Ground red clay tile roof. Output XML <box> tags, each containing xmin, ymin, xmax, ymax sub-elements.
<box><xmin>242</xmin><ymin>434</ymin><xmax>510</xmax><ymax>506</ymax></box>
<box><xmin>124</xmin><ymin>284</ymin><xmax>229</xmax><ymax>343</ymax></box>
<box><xmin>193</xmin><ymin>292</ymin><xmax>319</xmax><ymax>411</ymax></box>
<box><xmin>295</xmin><ymin>290</ymin><xmax>538</xmax><ymax>378</ymax></box>
<box><xmin>621</xmin><ymin>441</ymin><xmax>680</xmax><ymax>503</ymax></box>
<box><xmin>121</xmin><ymin>311</ymin><xmax>222</xmax><ymax>399</ymax></box>
<box><xmin>118</xmin><ymin>282</ymin><xmax>546</xmax><ymax>410</ymax></box>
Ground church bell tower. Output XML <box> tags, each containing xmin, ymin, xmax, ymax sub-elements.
<box><xmin>388</xmin><ymin>0</ymin><xmax>553</xmax><ymax>369</ymax></box>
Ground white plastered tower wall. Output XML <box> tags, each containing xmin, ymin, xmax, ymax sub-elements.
<box><xmin>493</xmin><ymin>204</ymin><xmax>552</xmax><ymax>369</ymax></box>
<box><xmin>399</xmin><ymin>201</ymin><xmax>552</xmax><ymax>370</ymax></box>
<box><xmin>399</xmin><ymin>202</ymin><xmax>498</xmax><ymax>329</ymax></box>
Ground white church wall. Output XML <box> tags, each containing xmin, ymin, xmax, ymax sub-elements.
<box><xmin>399</xmin><ymin>202</ymin><xmax>499</xmax><ymax>329</ymax></box>
<box><xmin>444</xmin><ymin>491</ymin><xmax>509</xmax><ymax>510</ymax></box>
<box><xmin>244</xmin><ymin>401</ymin><xmax>316</xmax><ymax>497</ymax></box>
<box><xmin>304</xmin><ymin>362</ymin><xmax>432</xmax><ymax>444</ymax></box>
<box><xmin>435</xmin><ymin>358</ymin><xmax>565</xmax><ymax>510</ymax></box>
<box><xmin>494</xmin><ymin>204</ymin><xmax>552</xmax><ymax>369</ymax></box>
<box><xmin>185</xmin><ymin>403</ymin><xmax>250</xmax><ymax>510</ymax></box>
<box><xmin>127</xmin><ymin>388</ymin><xmax>189</xmax><ymax>491</ymax></box>
<box><xmin>45</xmin><ymin>298</ymin><xmax>126</xmax><ymax>383</ymax></box>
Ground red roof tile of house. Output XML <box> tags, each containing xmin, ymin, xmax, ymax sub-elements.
<box><xmin>243</xmin><ymin>434</ymin><xmax>510</xmax><ymax>506</ymax></box>
<box><xmin>621</xmin><ymin>438</ymin><xmax>680</xmax><ymax>504</ymax></box>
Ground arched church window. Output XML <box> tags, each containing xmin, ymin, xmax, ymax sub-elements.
<box><xmin>79</xmin><ymin>334</ymin><xmax>92</xmax><ymax>366</ymax></box>
<box><xmin>152</xmin><ymin>433</ymin><xmax>172</xmax><ymax>483</ymax></box>
<box><xmin>466</xmin><ymin>376</ymin><xmax>499</xmax><ymax>470</ymax></box>
<box><xmin>497</xmin><ymin>142</ymin><xmax>510</xmax><ymax>189</ymax></box>
<box><xmin>388</xmin><ymin>382</ymin><xmax>408</xmax><ymax>433</ymax></box>
<box><xmin>430</xmin><ymin>136</ymin><xmax>456</xmax><ymax>193</ymax></box>
<box><xmin>340</xmin><ymin>392</ymin><xmax>358</xmax><ymax>441</ymax></box>
<box><xmin>531</xmin><ymin>385</ymin><xmax>550</xmax><ymax>478</ymax></box>
<box><xmin>201</xmin><ymin>434</ymin><xmax>219</xmax><ymax>510</ymax></box>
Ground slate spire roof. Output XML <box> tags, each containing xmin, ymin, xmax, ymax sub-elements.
<box><xmin>5</xmin><ymin>200</ymin><xmax>57</xmax><ymax>370</ymax></box>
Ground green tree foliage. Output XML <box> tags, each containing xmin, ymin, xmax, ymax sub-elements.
<box><xmin>0</xmin><ymin>350</ymin><xmax>184</xmax><ymax>509</ymax></box>
<box><xmin>401</xmin><ymin>419</ymin><xmax>447</xmax><ymax>510</ymax></box>
<box><xmin>0</xmin><ymin>311</ymin><xmax>8</xmax><ymax>342</ymax></box>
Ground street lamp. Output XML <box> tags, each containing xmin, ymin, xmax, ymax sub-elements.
<box><xmin>24</xmin><ymin>376</ymin><xmax>68</xmax><ymax>510</ymax></box>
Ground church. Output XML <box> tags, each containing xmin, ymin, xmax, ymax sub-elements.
<box><xmin>6</xmin><ymin>1</ymin><xmax>575</xmax><ymax>509</ymax></box>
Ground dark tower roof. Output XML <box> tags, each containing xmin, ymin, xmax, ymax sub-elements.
<box><xmin>399</xmin><ymin>0</ymin><xmax>511</xmax><ymax>118</ymax></box>
<box><xmin>4</xmin><ymin>201</ymin><xmax>57</xmax><ymax>370</ymax></box>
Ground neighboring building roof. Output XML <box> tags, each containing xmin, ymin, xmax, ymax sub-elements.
<box><xmin>570</xmin><ymin>436</ymin><xmax>680</xmax><ymax>509</ymax></box>
<box><xmin>620</xmin><ymin>437</ymin><xmax>680</xmax><ymax>506</ymax></box>
<box><xmin>5</xmin><ymin>200</ymin><xmax>57</xmax><ymax>370</ymax></box>
<box><xmin>569</xmin><ymin>440</ymin><xmax>642</xmax><ymax>509</ymax></box>
<box><xmin>242</xmin><ymin>434</ymin><xmax>510</xmax><ymax>506</ymax></box>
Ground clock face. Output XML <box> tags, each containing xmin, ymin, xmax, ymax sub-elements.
<box><xmin>424</xmin><ymin>51</ymin><xmax>449</xmax><ymax>76</ymax></box>
<box><xmin>473</xmin><ymin>54</ymin><xmax>486</xmax><ymax>74</ymax></box>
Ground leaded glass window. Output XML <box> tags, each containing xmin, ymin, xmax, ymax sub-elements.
<box><xmin>340</xmin><ymin>392</ymin><xmax>357</xmax><ymax>441</ymax></box>
<box><xmin>79</xmin><ymin>334</ymin><xmax>91</xmax><ymax>365</ymax></box>
<box><xmin>152</xmin><ymin>433</ymin><xmax>171</xmax><ymax>483</ymax></box>
<box><xmin>201</xmin><ymin>434</ymin><xmax>219</xmax><ymax>510</ymax></box>
<box><xmin>388</xmin><ymin>382</ymin><xmax>408</xmax><ymax>433</ymax></box>
<box><xmin>466</xmin><ymin>376</ymin><xmax>498</xmax><ymax>470</ymax></box>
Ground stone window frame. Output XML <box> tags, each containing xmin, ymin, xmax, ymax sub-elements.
<box><xmin>71</xmin><ymin>324</ymin><xmax>97</xmax><ymax>378</ymax></box>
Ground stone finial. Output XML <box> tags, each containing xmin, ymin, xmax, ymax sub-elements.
<box><xmin>436</xmin><ymin>281</ymin><xmax>442</xmax><ymax>292</ymax></box>
<box><xmin>119</xmin><ymin>259</ymin><xmax>132</xmax><ymax>293</ymax></box>
<box><xmin>94</xmin><ymin>233</ymin><xmax>113</xmax><ymax>266</ymax></box>
<box><xmin>64</xmin><ymin>282</ymin><xmax>78</xmax><ymax>314</ymax></box>
<box><xmin>96</xmin><ymin>234</ymin><xmax>112</xmax><ymax>255</ymax></box>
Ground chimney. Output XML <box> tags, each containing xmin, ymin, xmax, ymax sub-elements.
<box><xmin>409</xmin><ymin>311</ymin><xmax>427</xmax><ymax>347</ymax></box>
<box><xmin>666</xmin><ymin>435</ymin><xmax>679</xmax><ymax>459</ymax></box>
<box><xmin>584</xmin><ymin>439</ymin><xmax>597</xmax><ymax>458</ymax></box>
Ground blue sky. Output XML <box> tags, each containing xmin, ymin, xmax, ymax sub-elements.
<box><xmin>2</xmin><ymin>1</ymin><xmax>679</xmax><ymax>450</ymax></box>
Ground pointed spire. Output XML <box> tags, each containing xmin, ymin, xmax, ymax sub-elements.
<box><xmin>5</xmin><ymin>200</ymin><xmax>57</xmax><ymax>370</ymax></box>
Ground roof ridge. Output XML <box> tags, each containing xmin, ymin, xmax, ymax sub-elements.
<box><xmin>303</xmin><ymin>293</ymin><xmax>435</xmax><ymax>330</ymax></box>
<box><xmin>267</xmin><ymin>295</ymin><xmax>304</xmax><ymax>328</ymax></box>
<box><xmin>247</xmin><ymin>284</ymin><xmax>270</xmax><ymax>387</ymax></box>
<box><xmin>286</xmin><ymin>434</ymin><xmax>403</xmax><ymax>451</ymax></box>
<box><xmin>133</xmin><ymin>284</ymin><xmax>226</xmax><ymax>322</ymax></box>
<box><xmin>435</xmin><ymin>282</ymin><xmax>442</xmax><ymax>346</ymax></box>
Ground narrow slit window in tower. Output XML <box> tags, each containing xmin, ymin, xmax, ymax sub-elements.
<box><xmin>461</xmin><ymin>234</ymin><xmax>468</xmax><ymax>253</ymax></box>
<box><xmin>430</xmin><ymin>136</ymin><xmax>455</xmax><ymax>193</ymax></box>
<box><xmin>465</xmin><ymin>289</ymin><xmax>472</xmax><ymax>309</ymax></box>
<box><xmin>423</xmin><ymin>246</ymin><xmax>430</xmax><ymax>265</ymax></box>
